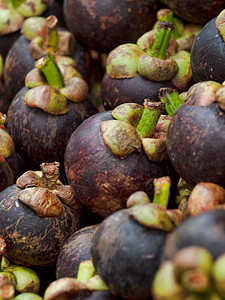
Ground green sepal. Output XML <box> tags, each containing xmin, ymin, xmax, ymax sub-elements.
<box><xmin>129</xmin><ymin>203</ymin><xmax>174</xmax><ymax>231</ymax></box>
<box><xmin>112</xmin><ymin>103</ymin><xmax>144</xmax><ymax>128</ymax></box>
<box><xmin>23</xmin><ymin>85</ymin><xmax>68</xmax><ymax>115</ymax></box>
<box><xmin>106</xmin><ymin>43</ymin><xmax>143</xmax><ymax>79</ymax></box>
<box><xmin>100</xmin><ymin>120</ymin><xmax>142</xmax><ymax>159</ymax></box>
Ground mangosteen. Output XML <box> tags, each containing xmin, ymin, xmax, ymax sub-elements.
<box><xmin>56</xmin><ymin>225</ymin><xmax>99</xmax><ymax>280</ymax></box>
<box><xmin>4</xmin><ymin>15</ymin><xmax>91</xmax><ymax>101</ymax></box>
<box><xmin>163</xmin><ymin>209</ymin><xmax>225</xmax><ymax>262</ymax></box>
<box><xmin>190</xmin><ymin>9</ymin><xmax>225</xmax><ymax>84</ymax></box>
<box><xmin>166</xmin><ymin>81</ymin><xmax>225</xmax><ymax>188</ymax></box>
<box><xmin>0</xmin><ymin>162</ymin><xmax>81</xmax><ymax>266</ymax></box>
<box><xmin>63</xmin><ymin>0</ymin><xmax>158</xmax><ymax>53</ymax></box>
<box><xmin>90</xmin><ymin>178</ymin><xmax>184</xmax><ymax>300</ymax></box>
<box><xmin>102</xmin><ymin>21</ymin><xmax>193</xmax><ymax>110</ymax></box>
<box><xmin>64</xmin><ymin>99</ymin><xmax>179</xmax><ymax>218</ymax></box>
<box><xmin>162</xmin><ymin>0</ymin><xmax>225</xmax><ymax>25</ymax></box>
<box><xmin>6</xmin><ymin>51</ymin><xmax>97</xmax><ymax>168</ymax></box>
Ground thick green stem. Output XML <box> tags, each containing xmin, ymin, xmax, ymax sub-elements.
<box><xmin>45</xmin><ymin>15</ymin><xmax>59</xmax><ymax>52</ymax></box>
<box><xmin>35</xmin><ymin>51</ymin><xmax>64</xmax><ymax>89</ymax></box>
<box><xmin>150</xmin><ymin>21</ymin><xmax>174</xmax><ymax>60</ymax></box>
<box><xmin>159</xmin><ymin>87</ymin><xmax>183</xmax><ymax>117</ymax></box>
<box><xmin>77</xmin><ymin>260</ymin><xmax>95</xmax><ymax>284</ymax></box>
<box><xmin>136</xmin><ymin>99</ymin><xmax>164</xmax><ymax>138</ymax></box>
<box><xmin>153</xmin><ymin>176</ymin><xmax>171</xmax><ymax>209</ymax></box>
<box><xmin>157</xmin><ymin>9</ymin><xmax>181</xmax><ymax>39</ymax></box>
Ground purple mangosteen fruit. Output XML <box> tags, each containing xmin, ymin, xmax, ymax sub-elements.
<box><xmin>65</xmin><ymin>99</ymin><xmax>179</xmax><ymax>218</ymax></box>
<box><xmin>56</xmin><ymin>225</ymin><xmax>99</xmax><ymax>280</ymax></box>
<box><xmin>0</xmin><ymin>162</ymin><xmax>81</xmax><ymax>267</ymax></box>
<box><xmin>166</xmin><ymin>81</ymin><xmax>225</xmax><ymax>188</ymax></box>
<box><xmin>163</xmin><ymin>209</ymin><xmax>225</xmax><ymax>262</ymax></box>
<box><xmin>6</xmin><ymin>51</ymin><xmax>97</xmax><ymax>168</ymax></box>
<box><xmin>63</xmin><ymin>0</ymin><xmax>158</xmax><ymax>53</ymax></box>
<box><xmin>4</xmin><ymin>15</ymin><xmax>91</xmax><ymax>101</ymax></box>
<box><xmin>91</xmin><ymin>178</ymin><xmax>184</xmax><ymax>299</ymax></box>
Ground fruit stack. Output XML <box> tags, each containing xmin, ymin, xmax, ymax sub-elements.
<box><xmin>0</xmin><ymin>0</ymin><xmax>225</xmax><ymax>299</ymax></box>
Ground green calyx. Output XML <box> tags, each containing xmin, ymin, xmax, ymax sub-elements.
<box><xmin>171</xmin><ymin>50</ymin><xmax>192</xmax><ymax>92</ymax></box>
<box><xmin>100</xmin><ymin>120</ymin><xmax>142</xmax><ymax>159</ymax></box>
<box><xmin>128</xmin><ymin>176</ymin><xmax>179</xmax><ymax>231</ymax></box>
<box><xmin>158</xmin><ymin>87</ymin><xmax>184</xmax><ymax>116</ymax></box>
<box><xmin>0</xmin><ymin>2</ymin><xmax>24</xmax><ymax>34</ymax></box>
<box><xmin>137</xmin><ymin>21</ymin><xmax>178</xmax><ymax>82</ymax></box>
<box><xmin>21</xmin><ymin>16</ymin><xmax>47</xmax><ymax>41</ymax></box>
<box><xmin>16</xmin><ymin>0</ymin><xmax>47</xmax><ymax>18</ymax></box>
<box><xmin>24</xmin><ymin>52</ymin><xmax>88</xmax><ymax>115</ymax></box>
<box><xmin>106</xmin><ymin>43</ymin><xmax>143</xmax><ymax>79</ymax></box>
<box><xmin>129</xmin><ymin>202</ymin><xmax>175</xmax><ymax>231</ymax></box>
<box><xmin>23</xmin><ymin>85</ymin><xmax>68</xmax><ymax>115</ymax></box>
<box><xmin>101</xmin><ymin>100</ymin><xmax>169</xmax><ymax>160</ymax></box>
<box><xmin>106</xmin><ymin>21</ymin><xmax>179</xmax><ymax>81</ymax></box>
<box><xmin>4</xmin><ymin>265</ymin><xmax>40</xmax><ymax>294</ymax></box>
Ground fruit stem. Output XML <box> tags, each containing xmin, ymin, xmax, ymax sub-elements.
<box><xmin>77</xmin><ymin>260</ymin><xmax>96</xmax><ymax>284</ymax></box>
<box><xmin>158</xmin><ymin>87</ymin><xmax>183</xmax><ymax>117</ymax></box>
<box><xmin>153</xmin><ymin>176</ymin><xmax>171</xmax><ymax>209</ymax></box>
<box><xmin>157</xmin><ymin>9</ymin><xmax>181</xmax><ymax>39</ymax></box>
<box><xmin>150</xmin><ymin>21</ymin><xmax>174</xmax><ymax>60</ymax></box>
<box><xmin>45</xmin><ymin>15</ymin><xmax>59</xmax><ymax>53</ymax></box>
<box><xmin>35</xmin><ymin>51</ymin><xmax>64</xmax><ymax>89</ymax></box>
<box><xmin>39</xmin><ymin>162</ymin><xmax>60</xmax><ymax>190</ymax></box>
<box><xmin>136</xmin><ymin>99</ymin><xmax>164</xmax><ymax>138</ymax></box>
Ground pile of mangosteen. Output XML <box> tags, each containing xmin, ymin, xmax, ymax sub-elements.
<box><xmin>0</xmin><ymin>0</ymin><xmax>225</xmax><ymax>299</ymax></box>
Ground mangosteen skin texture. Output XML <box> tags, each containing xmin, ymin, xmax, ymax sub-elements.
<box><xmin>64</xmin><ymin>110</ymin><xmax>178</xmax><ymax>218</ymax></box>
<box><xmin>163</xmin><ymin>209</ymin><xmax>225</xmax><ymax>261</ymax></box>
<box><xmin>101</xmin><ymin>73</ymin><xmax>175</xmax><ymax>110</ymax></box>
<box><xmin>91</xmin><ymin>209</ymin><xmax>167</xmax><ymax>300</ymax></box>
<box><xmin>56</xmin><ymin>224</ymin><xmax>98</xmax><ymax>279</ymax></box>
<box><xmin>7</xmin><ymin>87</ymin><xmax>98</xmax><ymax>167</ymax></box>
<box><xmin>4</xmin><ymin>35</ymin><xmax>34</xmax><ymax>101</ymax></box>
<box><xmin>167</xmin><ymin>102</ymin><xmax>225</xmax><ymax>188</ymax></box>
<box><xmin>4</xmin><ymin>33</ymin><xmax>91</xmax><ymax>101</ymax></box>
<box><xmin>163</xmin><ymin>0</ymin><xmax>225</xmax><ymax>25</ymax></box>
<box><xmin>190</xmin><ymin>17</ymin><xmax>225</xmax><ymax>84</ymax></box>
<box><xmin>0</xmin><ymin>30</ymin><xmax>21</xmax><ymax>60</ymax></box>
<box><xmin>0</xmin><ymin>158</ymin><xmax>14</xmax><ymax>192</ymax></box>
<box><xmin>0</xmin><ymin>184</ymin><xmax>80</xmax><ymax>266</ymax></box>
<box><xmin>63</xmin><ymin>0</ymin><xmax>157</xmax><ymax>53</ymax></box>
